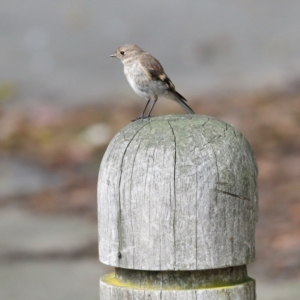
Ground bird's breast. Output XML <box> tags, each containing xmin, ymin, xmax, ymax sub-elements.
<box><xmin>123</xmin><ymin>61</ymin><xmax>168</xmax><ymax>98</ymax></box>
<box><xmin>124</xmin><ymin>62</ymin><xmax>150</xmax><ymax>97</ymax></box>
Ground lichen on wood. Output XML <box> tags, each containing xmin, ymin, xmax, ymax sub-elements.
<box><xmin>98</xmin><ymin>115</ymin><xmax>258</xmax><ymax>271</ymax></box>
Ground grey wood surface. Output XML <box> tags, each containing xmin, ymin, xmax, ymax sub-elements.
<box><xmin>114</xmin><ymin>266</ymin><xmax>249</xmax><ymax>288</ymax></box>
<box><xmin>98</xmin><ymin>115</ymin><xmax>258</xmax><ymax>271</ymax></box>
<box><xmin>100</xmin><ymin>273</ymin><xmax>256</xmax><ymax>300</ymax></box>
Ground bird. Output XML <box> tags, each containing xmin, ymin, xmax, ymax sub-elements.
<box><xmin>109</xmin><ymin>44</ymin><xmax>195</xmax><ymax>120</ymax></box>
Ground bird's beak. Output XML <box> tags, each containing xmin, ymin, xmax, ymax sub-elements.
<box><xmin>109</xmin><ymin>53</ymin><xmax>116</xmax><ymax>58</ymax></box>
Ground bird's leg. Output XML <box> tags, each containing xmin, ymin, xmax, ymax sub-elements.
<box><xmin>141</xmin><ymin>98</ymin><xmax>151</xmax><ymax>118</ymax></box>
<box><xmin>131</xmin><ymin>98</ymin><xmax>151</xmax><ymax>122</ymax></box>
<box><xmin>146</xmin><ymin>96</ymin><xmax>157</xmax><ymax>118</ymax></box>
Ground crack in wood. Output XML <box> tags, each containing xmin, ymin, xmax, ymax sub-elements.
<box><xmin>117</xmin><ymin>123</ymin><xmax>149</xmax><ymax>264</ymax></box>
<box><xmin>215</xmin><ymin>189</ymin><xmax>251</xmax><ymax>201</ymax></box>
<box><xmin>167</xmin><ymin>120</ymin><xmax>177</xmax><ymax>268</ymax></box>
<box><xmin>223</xmin><ymin>123</ymin><xmax>228</xmax><ymax>137</ymax></box>
<box><xmin>129</xmin><ymin>141</ymin><xmax>142</xmax><ymax>268</ymax></box>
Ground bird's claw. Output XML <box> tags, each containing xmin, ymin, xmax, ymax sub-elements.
<box><xmin>131</xmin><ymin>115</ymin><xmax>151</xmax><ymax>122</ymax></box>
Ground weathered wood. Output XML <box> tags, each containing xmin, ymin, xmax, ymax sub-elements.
<box><xmin>100</xmin><ymin>270</ymin><xmax>256</xmax><ymax>299</ymax></box>
<box><xmin>98</xmin><ymin>114</ymin><xmax>258</xmax><ymax>299</ymax></box>
<box><xmin>98</xmin><ymin>115</ymin><xmax>258</xmax><ymax>270</ymax></box>
<box><xmin>114</xmin><ymin>266</ymin><xmax>248</xmax><ymax>288</ymax></box>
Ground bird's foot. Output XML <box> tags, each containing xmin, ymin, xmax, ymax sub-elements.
<box><xmin>131</xmin><ymin>115</ymin><xmax>151</xmax><ymax>122</ymax></box>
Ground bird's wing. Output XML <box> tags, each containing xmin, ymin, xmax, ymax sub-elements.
<box><xmin>139</xmin><ymin>53</ymin><xmax>176</xmax><ymax>90</ymax></box>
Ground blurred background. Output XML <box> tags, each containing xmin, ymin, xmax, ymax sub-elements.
<box><xmin>0</xmin><ymin>1</ymin><xmax>300</xmax><ymax>299</ymax></box>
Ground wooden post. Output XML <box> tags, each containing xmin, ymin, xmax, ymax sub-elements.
<box><xmin>98</xmin><ymin>115</ymin><xmax>258</xmax><ymax>299</ymax></box>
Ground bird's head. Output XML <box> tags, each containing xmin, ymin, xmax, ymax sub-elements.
<box><xmin>109</xmin><ymin>44</ymin><xmax>144</xmax><ymax>62</ymax></box>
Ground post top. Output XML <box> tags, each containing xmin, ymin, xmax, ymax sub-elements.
<box><xmin>98</xmin><ymin>114</ymin><xmax>258</xmax><ymax>270</ymax></box>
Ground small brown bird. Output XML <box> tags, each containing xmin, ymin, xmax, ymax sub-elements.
<box><xmin>109</xmin><ymin>44</ymin><xmax>195</xmax><ymax>120</ymax></box>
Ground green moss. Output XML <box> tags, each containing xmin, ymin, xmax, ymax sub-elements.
<box><xmin>101</xmin><ymin>272</ymin><xmax>255</xmax><ymax>291</ymax></box>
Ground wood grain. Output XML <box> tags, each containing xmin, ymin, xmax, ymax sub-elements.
<box><xmin>98</xmin><ymin>115</ymin><xmax>258</xmax><ymax>271</ymax></box>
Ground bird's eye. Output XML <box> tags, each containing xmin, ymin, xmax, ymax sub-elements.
<box><xmin>120</xmin><ymin>51</ymin><xmax>125</xmax><ymax>55</ymax></box>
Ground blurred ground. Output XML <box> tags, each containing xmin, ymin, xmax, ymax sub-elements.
<box><xmin>0</xmin><ymin>89</ymin><xmax>299</xmax><ymax>299</ymax></box>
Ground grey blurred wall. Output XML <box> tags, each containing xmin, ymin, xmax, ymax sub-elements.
<box><xmin>1</xmin><ymin>0</ymin><xmax>300</xmax><ymax>105</ymax></box>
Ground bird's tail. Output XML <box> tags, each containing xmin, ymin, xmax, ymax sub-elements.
<box><xmin>171</xmin><ymin>90</ymin><xmax>195</xmax><ymax>114</ymax></box>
